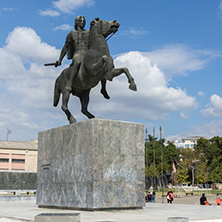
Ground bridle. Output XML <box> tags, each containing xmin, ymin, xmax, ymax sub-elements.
<box><xmin>90</xmin><ymin>20</ymin><xmax>119</xmax><ymax>42</ymax></box>
<box><xmin>106</xmin><ymin>30</ymin><xmax>118</xmax><ymax>41</ymax></box>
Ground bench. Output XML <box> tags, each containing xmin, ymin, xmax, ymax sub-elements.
<box><xmin>184</xmin><ymin>189</ymin><xmax>194</xmax><ymax>196</ymax></box>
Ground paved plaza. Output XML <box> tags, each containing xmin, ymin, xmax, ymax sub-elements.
<box><xmin>0</xmin><ymin>196</ymin><xmax>222</xmax><ymax>222</ymax></box>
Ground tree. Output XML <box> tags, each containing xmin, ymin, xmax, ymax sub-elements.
<box><xmin>175</xmin><ymin>161</ymin><xmax>189</xmax><ymax>184</ymax></box>
<box><xmin>209</xmin><ymin>164</ymin><xmax>222</xmax><ymax>182</ymax></box>
<box><xmin>206</xmin><ymin>136</ymin><xmax>222</xmax><ymax>183</ymax></box>
<box><xmin>175</xmin><ymin>148</ymin><xmax>194</xmax><ymax>184</ymax></box>
<box><xmin>194</xmin><ymin>159</ymin><xmax>207</xmax><ymax>184</ymax></box>
<box><xmin>164</xmin><ymin>141</ymin><xmax>180</xmax><ymax>184</ymax></box>
<box><xmin>146</xmin><ymin>135</ymin><xmax>222</xmax><ymax>185</ymax></box>
<box><xmin>145</xmin><ymin>134</ymin><xmax>161</xmax><ymax>177</ymax></box>
<box><xmin>194</xmin><ymin>137</ymin><xmax>210</xmax><ymax>154</ymax></box>
<box><xmin>144</xmin><ymin>135</ymin><xmax>179</xmax><ymax>181</ymax></box>
<box><xmin>188</xmin><ymin>136</ymin><xmax>222</xmax><ymax>183</ymax></box>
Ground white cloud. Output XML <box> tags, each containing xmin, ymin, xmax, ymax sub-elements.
<box><xmin>0</xmin><ymin>48</ymin><xmax>26</xmax><ymax>79</ymax></box>
<box><xmin>166</xmin><ymin>120</ymin><xmax>222</xmax><ymax>142</ymax></box>
<box><xmin>142</xmin><ymin>45</ymin><xmax>221</xmax><ymax>78</ymax></box>
<box><xmin>54</xmin><ymin>24</ymin><xmax>73</xmax><ymax>31</ymax></box>
<box><xmin>1</xmin><ymin>109</ymin><xmax>37</xmax><ymax>129</ymax></box>
<box><xmin>5</xmin><ymin>27</ymin><xmax>59</xmax><ymax>63</ymax></box>
<box><xmin>180</xmin><ymin>112</ymin><xmax>189</xmax><ymax>119</ymax></box>
<box><xmin>121</xmin><ymin>27</ymin><xmax>148</xmax><ymax>38</ymax></box>
<box><xmin>198</xmin><ymin>91</ymin><xmax>204</xmax><ymax>96</ymax></box>
<box><xmin>170</xmin><ymin>120</ymin><xmax>222</xmax><ymax>141</ymax></box>
<box><xmin>39</xmin><ymin>0</ymin><xmax>94</xmax><ymax>17</ymax></box>
<box><xmin>90</xmin><ymin>51</ymin><xmax>196</xmax><ymax>121</ymax></box>
<box><xmin>219</xmin><ymin>1</ymin><xmax>222</xmax><ymax>18</ymax></box>
<box><xmin>191</xmin><ymin>120</ymin><xmax>222</xmax><ymax>138</ymax></box>
<box><xmin>3</xmin><ymin>7</ymin><xmax>14</xmax><ymax>11</ymax></box>
<box><xmin>201</xmin><ymin>94</ymin><xmax>222</xmax><ymax>118</ymax></box>
<box><xmin>39</xmin><ymin>9</ymin><xmax>60</xmax><ymax>17</ymax></box>
<box><xmin>0</xmin><ymin>27</ymin><xmax>64</xmax><ymax>139</ymax></box>
<box><xmin>52</xmin><ymin>0</ymin><xmax>94</xmax><ymax>13</ymax></box>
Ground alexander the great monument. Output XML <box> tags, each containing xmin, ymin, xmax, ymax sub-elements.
<box><xmin>36</xmin><ymin>16</ymin><xmax>145</xmax><ymax>210</ymax></box>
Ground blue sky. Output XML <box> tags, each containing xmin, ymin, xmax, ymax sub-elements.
<box><xmin>1</xmin><ymin>0</ymin><xmax>222</xmax><ymax>142</ymax></box>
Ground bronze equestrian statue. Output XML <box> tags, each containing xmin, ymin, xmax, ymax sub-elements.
<box><xmin>46</xmin><ymin>17</ymin><xmax>137</xmax><ymax>124</ymax></box>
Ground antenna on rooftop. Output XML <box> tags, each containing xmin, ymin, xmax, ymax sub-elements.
<box><xmin>7</xmin><ymin>128</ymin><xmax>12</xmax><ymax>141</ymax></box>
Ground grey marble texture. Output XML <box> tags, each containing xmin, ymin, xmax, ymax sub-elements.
<box><xmin>0</xmin><ymin>172</ymin><xmax>37</xmax><ymax>190</ymax></box>
<box><xmin>37</xmin><ymin>118</ymin><xmax>145</xmax><ymax>210</ymax></box>
<box><xmin>35</xmin><ymin>213</ymin><xmax>80</xmax><ymax>222</ymax></box>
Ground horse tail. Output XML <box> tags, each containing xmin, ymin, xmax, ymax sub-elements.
<box><xmin>53</xmin><ymin>78</ymin><xmax>60</xmax><ymax>107</ymax></box>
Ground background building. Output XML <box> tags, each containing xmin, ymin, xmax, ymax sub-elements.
<box><xmin>172</xmin><ymin>136</ymin><xmax>208</xmax><ymax>149</ymax></box>
<box><xmin>0</xmin><ymin>140</ymin><xmax>38</xmax><ymax>172</ymax></box>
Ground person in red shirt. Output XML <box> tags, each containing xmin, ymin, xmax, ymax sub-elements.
<box><xmin>167</xmin><ymin>188</ymin><xmax>173</xmax><ymax>204</ymax></box>
<box><xmin>216</xmin><ymin>197</ymin><xmax>222</xmax><ymax>206</ymax></box>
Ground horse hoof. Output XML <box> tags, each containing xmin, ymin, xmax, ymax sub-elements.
<box><xmin>69</xmin><ymin>117</ymin><xmax>77</xmax><ymax>124</ymax></box>
<box><xmin>129</xmin><ymin>84</ymin><xmax>137</xmax><ymax>91</ymax></box>
<box><xmin>101</xmin><ymin>90</ymin><xmax>110</xmax><ymax>99</ymax></box>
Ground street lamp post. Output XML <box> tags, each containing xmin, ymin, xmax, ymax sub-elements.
<box><xmin>7</xmin><ymin>128</ymin><xmax>12</xmax><ymax>141</ymax></box>
<box><xmin>153</xmin><ymin>127</ymin><xmax>155</xmax><ymax>181</ymax></box>
<box><xmin>160</xmin><ymin>126</ymin><xmax>164</xmax><ymax>203</ymax></box>
<box><xmin>192</xmin><ymin>159</ymin><xmax>199</xmax><ymax>194</ymax></box>
<box><xmin>145</xmin><ymin>128</ymin><xmax>148</xmax><ymax>177</ymax></box>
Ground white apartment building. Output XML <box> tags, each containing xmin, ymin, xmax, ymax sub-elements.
<box><xmin>172</xmin><ymin>136</ymin><xmax>208</xmax><ymax>149</ymax></box>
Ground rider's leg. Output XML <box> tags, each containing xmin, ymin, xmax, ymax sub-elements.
<box><xmin>102</xmin><ymin>55</ymin><xmax>114</xmax><ymax>81</ymax></box>
<box><xmin>61</xmin><ymin>90</ymin><xmax>76</xmax><ymax>124</ymax></box>
<box><xmin>65</xmin><ymin>61</ymin><xmax>81</xmax><ymax>92</ymax></box>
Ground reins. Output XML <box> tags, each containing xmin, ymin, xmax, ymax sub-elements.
<box><xmin>106</xmin><ymin>30</ymin><xmax>117</xmax><ymax>41</ymax></box>
<box><xmin>90</xmin><ymin>21</ymin><xmax>118</xmax><ymax>42</ymax></box>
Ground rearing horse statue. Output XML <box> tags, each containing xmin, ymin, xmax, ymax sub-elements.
<box><xmin>53</xmin><ymin>18</ymin><xmax>137</xmax><ymax>124</ymax></box>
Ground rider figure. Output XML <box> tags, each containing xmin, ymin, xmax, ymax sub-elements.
<box><xmin>56</xmin><ymin>16</ymin><xmax>89</xmax><ymax>92</ymax></box>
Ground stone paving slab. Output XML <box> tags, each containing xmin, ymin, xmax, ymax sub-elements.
<box><xmin>155</xmin><ymin>195</ymin><xmax>219</xmax><ymax>205</ymax></box>
<box><xmin>0</xmin><ymin>200</ymin><xmax>222</xmax><ymax>222</ymax></box>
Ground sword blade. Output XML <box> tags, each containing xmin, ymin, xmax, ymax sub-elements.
<box><xmin>44</xmin><ymin>62</ymin><xmax>57</xmax><ymax>66</ymax></box>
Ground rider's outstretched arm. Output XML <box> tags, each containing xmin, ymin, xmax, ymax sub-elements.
<box><xmin>57</xmin><ymin>42</ymin><xmax>68</xmax><ymax>65</ymax></box>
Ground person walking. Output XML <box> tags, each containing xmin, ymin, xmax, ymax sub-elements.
<box><xmin>147</xmin><ymin>192</ymin><xmax>152</xmax><ymax>203</ymax></box>
<box><xmin>167</xmin><ymin>188</ymin><xmax>173</xmax><ymax>204</ymax></box>
<box><xmin>151</xmin><ymin>191</ymin><xmax>155</xmax><ymax>203</ymax></box>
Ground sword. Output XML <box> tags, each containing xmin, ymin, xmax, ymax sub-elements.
<box><xmin>44</xmin><ymin>62</ymin><xmax>58</xmax><ymax>67</ymax></box>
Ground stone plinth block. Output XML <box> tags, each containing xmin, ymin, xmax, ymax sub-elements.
<box><xmin>36</xmin><ymin>118</ymin><xmax>145</xmax><ymax>210</ymax></box>
<box><xmin>35</xmin><ymin>213</ymin><xmax>80</xmax><ymax>222</ymax></box>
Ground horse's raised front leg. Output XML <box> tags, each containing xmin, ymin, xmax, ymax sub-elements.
<box><xmin>79</xmin><ymin>89</ymin><xmax>95</xmax><ymax>119</ymax></box>
<box><xmin>111</xmin><ymin>67</ymin><xmax>137</xmax><ymax>91</ymax></box>
<box><xmin>61</xmin><ymin>90</ymin><xmax>77</xmax><ymax>124</ymax></box>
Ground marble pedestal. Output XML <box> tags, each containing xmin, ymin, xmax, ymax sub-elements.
<box><xmin>37</xmin><ymin>118</ymin><xmax>145</xmax><ymax>210</ymax></box>
<box><xmin>35</xmin><ymin>213</ymin><xmax>80</xmax><ymax>222</ymax></box>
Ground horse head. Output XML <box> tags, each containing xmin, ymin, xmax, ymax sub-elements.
<box><xmin>90</xmin><ymin>18</ymin><xmax>120</xmax><ymax>39</ymax></box>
